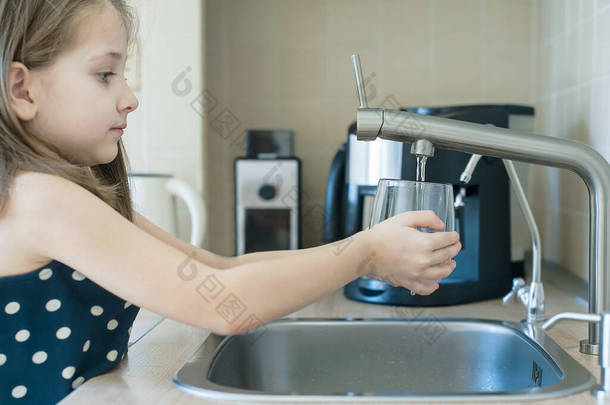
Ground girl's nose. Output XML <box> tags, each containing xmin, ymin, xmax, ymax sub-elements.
<box><xmin>118</xmin><ymin>85</ymin><xmax>139</xmax><ymax>113</ymax></box>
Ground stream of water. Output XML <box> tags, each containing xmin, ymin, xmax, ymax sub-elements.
<box><xmin>411</xmin><ymin>155</ymin><xmax>429</xmax><ymax>296</ymax></box>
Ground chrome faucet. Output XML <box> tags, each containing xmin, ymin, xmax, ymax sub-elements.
<box><xmin>500</xmin><ymin>158</ymin><xmax>544</xmax><ymax>324</ymax></box>
<box><xmin>351</xmin><ymin>54</ymin><xmax>610</xmax><ymax>355</ymax></box>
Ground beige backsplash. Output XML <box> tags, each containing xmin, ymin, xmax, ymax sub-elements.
<box><xmin>204</xmin><ymin>0</ymin><xmax>533</xmax><ymax>255</ymax></box>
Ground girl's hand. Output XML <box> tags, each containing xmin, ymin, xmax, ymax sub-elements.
<box><xmin>359</xmin><ymin>210</ymin><xmax>461</xmax><ymax>295</ymax></box>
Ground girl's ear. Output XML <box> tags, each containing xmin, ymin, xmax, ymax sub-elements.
<box><xmin>8</xmin><ymin>62</ymin><xmax>37</xmax><ymax>121</ymax></box>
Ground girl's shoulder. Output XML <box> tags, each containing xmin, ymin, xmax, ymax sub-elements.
<box><xmin>7</xmin><ymin>170</ymin><xmax>74</xmax><ymax>213</ymax></box>
<box><xmin>3</xmin><ymin>170</ymin><xmax>69</xmax><ymax>221</ymax></box>
<box><xmin>0</xmin><ymin>171</ymin><xmax>66</xmax><ymax>277</ymax></box>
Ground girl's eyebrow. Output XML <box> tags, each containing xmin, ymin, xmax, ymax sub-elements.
<box><xmin>88</xmin><ymin>51</ymin><xmax>124</xmax><ymax>62</ymax></box>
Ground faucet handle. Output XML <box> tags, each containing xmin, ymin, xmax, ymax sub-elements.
<box><xmin>542</xmin><ymin>312</ymin><xmax>602</xmax><ymax>329</ymax></box>
<box><xmin>543</xmin><ymin>312</ymin><xmax>609</xmax><ymax>399</ymax></box>
<box><xmin>351</xmin><ymin>54</ymin><xmax>368</xmax><ymax>108</ymax></box>
<box><xmin>502</xmin><ymin>277</ymin><xmax>526</xmax><ymax>304</ymax></box>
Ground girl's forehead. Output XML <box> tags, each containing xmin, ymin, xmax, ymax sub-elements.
<box><xmin>66</xmin><ymin>5</ymin><xmax>128</xmax><ymax>60</ymax></box>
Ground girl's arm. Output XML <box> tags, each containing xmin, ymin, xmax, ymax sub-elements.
<box><xmin>133</xmin><ymin>209</ymin><xmax>342</xmax><ymax>269</ymax></box>
<box><xmin>132</xmin><ymin>210</ymin><xmax>234</xmax><ymax>269</ymax></box>
<box><xmin>230</xmin><ymin>248</ymin><xmax>322</xmax><ymax>266</ymax></box>
<box><xmin>13</xmin><ymin>172</ymin><xmax>371</xmax><ymax>336</ymax></box>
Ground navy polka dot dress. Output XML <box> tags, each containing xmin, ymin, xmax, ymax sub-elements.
<box><xmin>0</xmin><ymin>260</ymin><xmax>140</xmax><ymax>404</ymax></box>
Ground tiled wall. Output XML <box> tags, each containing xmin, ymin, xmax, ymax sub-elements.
<box><xmin>529</xmin><ymin>0</ymin><xmax>610</xmax><ymax>280</ymax></box>
<box><xmin>123</xmin><ymin>0</ymin><xmax>206</xmax><ymax>245</ymax></box>
<box><xmin>205</xmin><ymin>0</ymin><xmax>534</xmax><ymax>256</ymax></box>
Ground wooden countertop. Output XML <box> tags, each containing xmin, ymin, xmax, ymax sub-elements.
<box><xmin>59</xmin><ymin>281</ymin><xmax>602</xmax><ymax>404</ymax></box>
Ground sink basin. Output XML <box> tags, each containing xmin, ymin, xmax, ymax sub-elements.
<box><xmin>173</xmin><ymin>318</ymin><xmax>594</xmax><ymax>402</ymax></box>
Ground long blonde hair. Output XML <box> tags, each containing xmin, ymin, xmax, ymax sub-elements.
<box><xmin>0</xmin><ymin>0</ymin><xmax>138</xmax><ymax>221</ymax></box>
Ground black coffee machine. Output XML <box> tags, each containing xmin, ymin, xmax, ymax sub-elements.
<box><xmin>323</xmin><ymin>104</ymin><xmax>534</xmax><ymax>306</ymax></box>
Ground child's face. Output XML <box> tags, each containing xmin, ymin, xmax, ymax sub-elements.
<box><xmin>25</xmin><ymin>4</ymin><xmax>139</xmax><ymax>166</ymax></box>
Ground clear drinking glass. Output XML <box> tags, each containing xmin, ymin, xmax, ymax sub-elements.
<box><xmin>369</xmin><ymin>179</ymin><xmax>455</xmax><ymax>232</ymax></box>
<box><xmin>368</xmin><ymin>179</ymin><xmax>455</xmax><ymax>295</ymax></box>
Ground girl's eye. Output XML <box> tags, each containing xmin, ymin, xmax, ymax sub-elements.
<box><xmin>97</xmin><ymin>71</ymin><xmax>116</xmax><ymax>83</ymax></box>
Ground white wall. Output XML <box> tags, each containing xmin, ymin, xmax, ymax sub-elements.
<box><xmin>123</xmin><ymin>0</ymin><xmax>207</xmax><ymax>246</ymax></box>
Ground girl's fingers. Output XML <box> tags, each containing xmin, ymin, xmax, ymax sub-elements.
<box><xmin>425</xmin><ymin>231</ymin><xmax>460</xmax><ymax>250</ymax></box>
<box><xmin>399</xmin><ymin>210</ymin><xmax>444</xmax><ymax>230</ymax></box>
<box><xmin>411</xmin><ymin>279</ymin><xmax>439</xmax><ymax>295</ymax></box>
<box><xmin>430</xmin><ymin>241</ymin><xmax>462</xmax><ymax>264</ymax></box>
<box><xmin>421</xmin><ymin>260</ymin><xmax>456</xmax><ymax>280</ymax></box>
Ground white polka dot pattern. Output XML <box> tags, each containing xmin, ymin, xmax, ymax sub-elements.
<box><xmin>32</xmin><ymin>351</ymin><xmax>47</xmax><ymax>364</ymax></box>
<box><xmin>45</xmin><ymin>298</ymin><xmax>61</xmax><ymax>312</ymax></box>
<box><xmin>4</xmin><ymin>301</ymin><xmax>20</xmax><ymax>314</ymax></box>
<box><xmin>61</xmin><ymin>366</ymin><xmax>76</xmax><ymax>379</ymax></box>
<box><xmin>90</xmin><ymin>305</ymin><xmax>104</xmax><ymax>316</ymax></box>
<box><xmin>11</xmin><ymin>385</ymin><xmax>27</xmax><ymax>398</ymax></box>
<box><xmin>72</xmin><ymin>376</ymin><xmax>85</xmax><ymax>389</ymax></box>
<box><xmin>38</xmin><ymin>268</ymin><xmax>53</xmax><ymax>280</ymax></box>
<box><xmin>106</xmin><ymin>350</ymin><xmax>118</xmax><ymax>362</ymax></box>
<box><xmin>0</xmin><ymin>261</ymin><xmax>140</xmax><ymax>401</ymax></box>
<box><xmin>56</xmin><ymin>327</ymin><xmax>71</xmax><ymax>340</ymax></box>
<box><xmin>15</xmin><ymin>329</ymin><xmax>30</xmax><ymax>343</ymax></box>
<box><xmin>72</xmin><ymin>271</ymin><xmax>86</xmax><ymax>281</ymax></box>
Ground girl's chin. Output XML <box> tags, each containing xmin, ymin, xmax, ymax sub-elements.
<box><xmin>97</xmin><ymin>145</ymin><xmax>119</xmax><ymax>165</ymax></box>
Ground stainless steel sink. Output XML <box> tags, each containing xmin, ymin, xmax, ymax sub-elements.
<box><xmin>173</xmin><ymin>318</ymin><xmax>594</xmax><ymax>402</ymax></box>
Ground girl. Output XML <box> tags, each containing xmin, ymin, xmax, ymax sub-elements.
<box><xmin>0</xmin><ymin>0</ymin><xmax>461</xmax><ymax>403</ymax></box>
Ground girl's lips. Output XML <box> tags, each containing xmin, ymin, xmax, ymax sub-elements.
<box><xmin>110</xmin><ymin>128</ymin><xmax>124</xmax><ymax>135</ymax></box>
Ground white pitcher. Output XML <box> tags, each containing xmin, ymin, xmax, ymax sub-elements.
<box><xmin>128</xmin><ymin>173</ymin><xmax>207</xmax><ymax>247</ymax></box>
